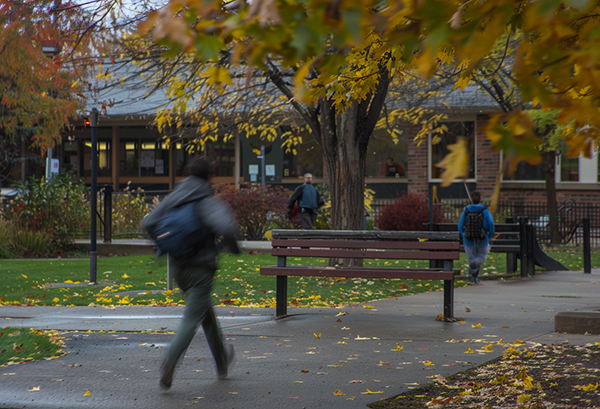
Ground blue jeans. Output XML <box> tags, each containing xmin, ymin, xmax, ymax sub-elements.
<box><xmin>464</xmin><ymin>245</ymin><xmax>490</xmax><ymax>279</ymax></box>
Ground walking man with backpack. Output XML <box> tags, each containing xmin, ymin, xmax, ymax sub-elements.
<box><xmin>142</xmin><ymin>156</ymin><xmax>240</xmax><ymax>390</ymax></box>
<box><xmin>458</xmin><ymin>191</ymin><xmax>494</xmax><ymax>285</ymax></box>
<box><xmin>287</xmin><ymin>173</ymin><xmax>325</xmax><ymax>229</ymax></box>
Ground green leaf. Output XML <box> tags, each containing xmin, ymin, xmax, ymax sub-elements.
<box><xmin>194</xmin><ymin>36</ymin><xmax>226</xmax><ymax>61</ymax></box>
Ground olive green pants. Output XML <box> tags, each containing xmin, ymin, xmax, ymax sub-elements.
<box><xmin>162</xmin><ymin>266</ymin><xmax>227</xmax><ymax>376</ymax></box>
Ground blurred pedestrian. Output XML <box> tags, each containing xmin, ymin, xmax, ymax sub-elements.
<box><xmin>142</xmin><ymin>156</ymin><xmax>240</xmax><ymax>390</ymax></box>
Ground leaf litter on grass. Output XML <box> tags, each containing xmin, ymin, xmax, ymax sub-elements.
<box><xmin>369</xmin><ymin>343</ymin><xmax>600</xmax><ymax>409</ymax></box>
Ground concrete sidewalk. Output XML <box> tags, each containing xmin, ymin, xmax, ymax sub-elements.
<box><xmin>1</xmin><ymin>269</ymin><xmax>600</xmax><ymax>409</ymax></box>
<box><xmin>75</xmin><ymin>239</ymin><xmax>272</xmax><ymax>256</ymax></box>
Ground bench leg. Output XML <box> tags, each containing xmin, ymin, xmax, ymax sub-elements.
<box><xmin>276</xmin><ymin>275</ymin><xmax>288</xmax><ymax>318</ymax></box>
<box><xmin>443</xmin><ymin>278</ymin><xmax>454</xmax><ymax>320</ymax></box>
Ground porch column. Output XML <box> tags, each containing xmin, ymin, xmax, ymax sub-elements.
<box><xmin>112</xmin><ymin>126</ymin><xmax>120</xmax><ymax>191</ymax></box>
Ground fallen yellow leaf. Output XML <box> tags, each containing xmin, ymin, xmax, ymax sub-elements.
<box><xmin>423</xmin><ymin>360</ymin><xmax>434</xmax><ymax>366</ymax></box>
<box><xmin>582</xmin><ymin>383</ymin><xmax>599</xmax><ymax>391</ymax></box>
<box><xmin>314</xmin><ymin>333</ymin><xmax>321</xmax><ymax>339</ymax></box>
<box><xmin>472</xmin><ymin>323</ymin><xmax>483</xmax><ymax>328</ymax></box>
<box><xmin>333</xmin><ymin>389</ymin><xmax>345</xmax><ymax>396</ymax></box>
<box><xmin>83</xmin><ymin>390</ymin><xmax>91</xmax><ymax>397</ymax></box>
<box><xmin>363</xmin><ymin>305</ymin><xmax>374</xmax><ymax>309</ymax></box>
<box><xmin>21</xmin><ymin>274</ymin><xmax>28</xmax><ymax>279</ymax></box>
<box><xmin>361</xmin><ymin>389</ymin><xmax>383</xmax><ymax>394</ymax></box>
<box><xmin>27</xmin><ymin>386</ymin><xmax>40</xmax><ymax>392</ymax></box>
<box><xmin>392</xmin><ymin>345</ymin><xmax>404</xmax><ymax>351</ymax></box>
<box><xmin>465</xmin><ymin>348</ymin><xmax>474</xmax><ymax>354</ymax></box>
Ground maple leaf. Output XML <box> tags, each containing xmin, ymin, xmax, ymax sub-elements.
<box><xmin>434</xmin><ymin>137</ymin><xmax>470</xmax><ymax>187</ymax></box>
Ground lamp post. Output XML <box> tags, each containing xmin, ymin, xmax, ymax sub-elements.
<box><xmin>89</xmin><ymin>108</ymin><xmax>98</xmax><ymax>285</ymax></box>
<box><xmin>41</xmin><ymin>43</ymin><xmax>60</xmax><ymax>180</ymax></box>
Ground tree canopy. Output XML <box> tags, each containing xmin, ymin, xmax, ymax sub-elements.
<box><xmin>0</xmin><ymin>1</ymin><xmax>89</xmax><ymax>152</ymax></box>
<box><xmin>140</xmin><ymin>0</ymin><xmax>600</xmax><ymax>190</ymax></box>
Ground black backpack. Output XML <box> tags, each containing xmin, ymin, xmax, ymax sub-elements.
<box><xmin>145</xmin><ymin>201</ymin><xmax>209</xmax><ymax>259</ymax></box>
<box><xmin>463</xmin><ymin>207</ymin><xmax>486</xmax><ymax>240</ymax></box>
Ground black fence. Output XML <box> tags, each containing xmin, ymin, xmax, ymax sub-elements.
<box><xmin>371</xmin><ymin>198</ymin><xmax>600</xmax><ymax>246</ymax></box>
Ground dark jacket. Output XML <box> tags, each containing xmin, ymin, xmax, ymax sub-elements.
<box><xmin>142</xmin><ymin>176</ymin><xmax>239</xmax><ymax>289</ymax></box>
<box><xmin>287</xmin><ymin>184</ymin><xmax>324</xmax><ymax>214</ymax></box>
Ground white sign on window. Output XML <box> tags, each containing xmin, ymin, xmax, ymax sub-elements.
<box><xmin>141</xmin><ymin>151</ymin><xmax>155</xmax><ymax>167</ymax></box>
<box><xmin>248</xmin><ymin>164</ymin><xmax>259</xmax><ymax>175</ymax></box>
<box><xmin>265</xmin><ymin>164</ymin><xmax>275</xmax><ymax>176</ymax></box>
<box><xmin>155</xmin><ymin>159</ymin><xmax>164</xmax><ymax>175</ymax></box>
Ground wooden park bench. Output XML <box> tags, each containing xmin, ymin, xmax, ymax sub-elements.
<box><xmin>260</xmin><ymin>230</ymin><xmax>461</xmax><ymax>321</ymax></box>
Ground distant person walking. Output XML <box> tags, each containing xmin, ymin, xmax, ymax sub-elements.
<box><xmin>287</xmin><ymin>173</ymin><xmax>325</xmax><ymax>229</ymax></box>
<box><xmin>142</xmin><ymin>157</ymin><xmax>240</xmax><ymax>390</ymax></box>
<box><xmin>458</xmin><ymin>191</ymin><xmax>494</xmax><ymax>285</ymax></box>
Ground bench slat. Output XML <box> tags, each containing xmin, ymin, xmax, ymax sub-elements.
<box><xmin>271</xmin><ymin>229</ymin><xmax>459</xmax><ymax>241</ymax></box>
<box><xmin>271</xmin><ymin>238</ymin><xmax>459</xmax><ymax>251</ymax></box>
<box><xmin>260</xmin><ymin>266</ymin><xmax>459</xmax><ymax>280</ymax></box>
<box><xmin>271</xmin><ymin>248</ymin><xmax>460</xmax><ymax>260</ymax></box>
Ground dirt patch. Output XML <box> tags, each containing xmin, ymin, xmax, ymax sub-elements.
<box><xmin>369</xmin><ymin>344</ymin><xmax>600</xmax><ymax>408</ymax></box>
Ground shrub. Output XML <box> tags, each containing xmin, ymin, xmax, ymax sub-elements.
<box><xmin>214</xmin><ymin>183</ymin><xmax>293</xmax><ymax>240</ymax></box>
<box><xmin>10</xmin><ymin>230</ymin><xmax>52</xmax><ymax>257</ymax></box>
<box><xmin>110</xmin><ymin>185</ymin><xmax>152</xmax><ymax>236</ymax></box>
<box><xmin>0</xmin><ymin>218</ymin><xmax>15</xmax><ymax>258</ymax></box>
<box><xmin>2</xmin><ymin>175</ymin><xmax>88</xmax><ymax>256</ymax></box>
<box><xmin>377</xmin><ymin>193</ymin><xmax>445</xmax><ymax>231</ymax></box>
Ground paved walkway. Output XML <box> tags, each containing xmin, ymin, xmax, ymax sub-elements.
<box><xmin>1</xmin><ymin>269</ymin><xmax>600</xmax><ymax>409</ymax></box>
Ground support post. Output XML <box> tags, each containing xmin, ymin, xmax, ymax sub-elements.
<box><xmin>103</xmin><ymin>185</ymin><xmax>112</xmax><ymax>243</ymax></box>
<box><xmin>527</xmin><ymin>224</ymin><xmax>536</xmax><ymax>276</ymax></box>
<box><xmin>167</xmin><ymin>254</ymin><xmax>173</xmax><ymax>290</ymax></box>
<box><xmin>89</xmin><ymin>108</ymin><xmax>98</xmax><ymax>285</ymax></box>
<box><xmin>583</xmin><ymin>218</ymin><xmax>591</xmax><ymax>274</ymax></box>
<box><xmin>443</xmin><ymin>259</ymin><xmax>454</xmax><ymax>320</ymax></box>
<box><xmin>519</xmin><ymin>217</ymin><xmax>528</xmax><ymax>278</ymax></box>
<box><xmin>276</xmin><ymin>255</ymin><xmax>287</xmax><ymax>318</ymax></box>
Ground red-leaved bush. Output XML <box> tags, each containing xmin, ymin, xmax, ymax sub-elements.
<box><xmin>377</xmin><ymin>193</ymin><xmax>445</xmax><ymax>231</ymax></box>
<box><xmin>214</xmin><ymin>183</ymin><xmax>293</xmax><ymax>240</ymax></box>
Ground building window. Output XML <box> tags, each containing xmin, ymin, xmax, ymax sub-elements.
<box><xmin>367</xmin><ymin>128</ymin><xmax>407</xmax><ymax>178</ymax></box>
<box><xmin>282</xmin><ymin>131</ymin><xmax>323</xmax><ymax>178</ymax></box>
<box><xmin>430</xmin><ymin>121</ymin><xmax>475</xmax><ymax>180</ymax></box>
<box><xmin>84</xmin><ymin>140</ymin><xmax>111</xmax><ymax>177</ymax></box>
<box><xmin>120</xmin><ymin>140</ymin><xmax>139</xmax><ymax>177</ymax></box>
<box><xmin>503</xmin><ymin>161</ymin><xmax>544</xmax><ymax>181</ymax></box>
<box><xmin>560</xmin><ymin>145</ymin><xmax>579</xmax><ymax>182</ymax></box>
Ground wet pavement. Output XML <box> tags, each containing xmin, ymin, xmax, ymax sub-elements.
<box><xmin>2</xmin><ymin>269</ymin><xmax>600</xmax><ymax>408</ymax></box>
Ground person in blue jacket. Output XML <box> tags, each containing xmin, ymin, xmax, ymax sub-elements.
<box><xmin>458</xmin><ymin>191</ymin><xmax>495</xmax><ymax>285</ymax></box>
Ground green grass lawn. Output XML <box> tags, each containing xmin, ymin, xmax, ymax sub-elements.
<box><xmin>0</xmin><ymin>247</ymin><xmax>598</xmax><ymax>308</ymax></box>
<box><xmin>0</xmin><ymin>327</ymin><xmax>64</xmax><ymax>367</ymax></box>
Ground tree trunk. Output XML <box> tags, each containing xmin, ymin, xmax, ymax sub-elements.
<box><xmin>543</xmin><ymin>150</ymin><xmax>561</xmax><ymax>244</ymax></box>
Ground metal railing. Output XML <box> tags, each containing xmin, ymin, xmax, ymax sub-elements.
<box><xmin>371</xmin><ymin>198</ymin><xmax>600</xmax><ymax>246</ymax></box>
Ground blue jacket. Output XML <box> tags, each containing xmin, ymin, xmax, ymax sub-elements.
<box><xmin>458</xmin><ymin>204</ymin><xmax>495</xmax><ymax>247</ymax></box>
